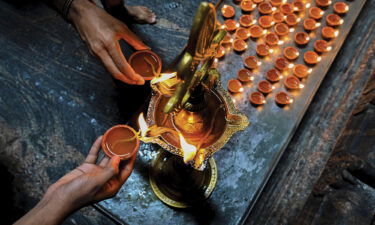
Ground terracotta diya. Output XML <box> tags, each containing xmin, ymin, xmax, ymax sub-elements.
<box><xmin>129</xmin><ymin>50</ymin><xmax>162</xmax><ymax>80</ymax></box>
<box><xmin>215</xmin><ymin>45</ymin><xmax>226</xmax><ymax>58</ymax></box>
<box><xmin>280</xmin><ymin>3</ymin><xmax>294</xmax><ymax>14</ymax></box>
<box><xmin>275</xmin><ymin>91</ymin><xmax>292</xmax><ymax>105</ymax></box>
<box><xmin>224</xmin><ymin>19</ymin><xmax>239</xmax><ymax>32</ymax></box>
<box><xmin>293</xmin><ymin>64</ymin><xmax>310</xmax><ymax>78</ymax></box>
<box><xmin>221</xmin><ymin>5</ymin><xmax>235</xmax><ymax>18</ymax></box>
<box><xmin>304</xmin><ymin>51</ymin><xmax>321</xmax><ymax>64</ymax></box>
<box><xmin>237</xmin><ymin>68</ymin><xmax>254</xmax><ymax>82</ymax></box>
<box><xmin>241</xmin><ymin>0</ymin><xmax>256</xmax><ymax>12</ymax></box>
<box><xmin>249</xmin><ymin>91</ymin><xmax>266</xmax><ymax>105</ymax></box>
<box><xmin>322</xmin><ymin>26</ymin><xmax>338</xmax><ymax>39</ymax></box>
<box><xmin>258</xmin><ymin>2</ymin><xmax>274</xmax><ymax>14</ymax></box>
<box><xmin>265</xmin><ymin>32</ymin><xmax>280</xmax><ymax>46</ymax></box>
<box><xmin>249</xmin><ymin>25</ymin><xmax>265</xmax><ymax>38</ymax></box>
<box><xmin>272</xmin><ymin>11</ymin><xmax>285</xmax><ymax>23</ymax></box>
<box><xmin>284</xmin><ymin>75</ymin><xmax>303</xmax><ymax>90</ymax></box>
<box><xmin>314</xmin><ymin>40</ymin><xmax>331</xmax><ymax>53</ymax></box>
<box><xmin>303</xmin><ymin>18</ymin><xmax>320</xmax><ymax>31</ymax></box>
<box><xmin>285</xmin><ymin>14</ymin><xmax>300</xmax><ymax>26</ymax></box>
<box><xmin>244</xmin><ymin>56</ymin><xmax>261</xmax><ymax>69</ymax></box>
<box><xmin>283</xmin><ymin>46</ymin><xmax>299</xmax><ymax>60</ymax></box>
<box><xmin>309</xmin><ymin>7</ymin><xmax>324</xmax><ymax>20</ymax></box>
<box><xmin>258</xmin><ymin>80</ymin><xmax>274</xmax><ymax>94</ymax></box>
<box><xmin>295</xmin><ymin>32</ymin><xmax>310</xmax><ymax>45</ymax></box>
<box><xmin>270</xmin><ymin>0</ymin><xmax>283</xmax><ymax>6</ymax></box>
<box><xmin>102</xmin><ymin>125</ymin><xmax>140</xmax><ymax>160</ymax></box>
<box><xmin>253</xmin><ymin>0</ymin><xmax>264</xmax><ymax>4</ymax></box>
<box><xmin>292</xmin><ymin>1</ymin><xmax>305</xmax><ymax>12</ymax></box>
<box><xmin>334</xmin><ymin>2</ymin><xmax>349</xmax><ymax>14</ymax></box>
<box><xmin>275</xmin><ymin>23</ymin><xmax>290</xmax><ymax>36</ymax></box>
<box><xmin>233</xmin><ymin>39</ymin><xmax>248</xmax><ymax>52</ymax></box>
<box><xmin>316</xmin><ymin>0</ymin><xmax>332</xmax><ymax>7</ymax></box>
<box><xmin>228</xmin><ymin>79</ymin><xmax>244</xmax><ymax>93</ymax></box>
<box><xmin>326</xmin><ymin>14</ymin><xmax>343</xmax><ymax>26</ymax></box>
<box><xmin>235</xmin><ymin>27</ymin><xmax>251</xmax><ymax>40</ymax></box>
<box><xmin>222</xmin><ymin>33</ymin><xmax>233</xmax><ymax>44</ymax></box>
<box><xmin>256</xmin><ymin>43</ymin><xmax>272</xmax><ymax>56</ymax></box>
<box><xmin>266</xmin><ymin>68</ymin><xmax>282</xmax><ymax>82</ymax></box>
<box><xmin>259</xmin><ymin>15</ymin><xmax>274</xmax><ymax>28</ymax></box>
<box><xmin>275</xmin><ymin>57</ymin><xmax>290</xmax><ymax>71</ymax></box>
<box><xmin>240</xmin><ymin>14</ymin><xmax>255</xmax><ymax>27</ymax></box>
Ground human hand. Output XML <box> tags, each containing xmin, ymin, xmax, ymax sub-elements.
<box><xmin>69</xmin><ymin>0</ymin><xmax>147</xmax><ymax>85</ymax></box>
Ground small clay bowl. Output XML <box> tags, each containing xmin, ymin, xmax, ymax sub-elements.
<box><xmin>293</xmin><ymin>64</ymin><xmax>310</xmax><ymax>78</ymax></box>
<box><xmin>249</xmin><ymin>25</ymin><xmax>265</xmax><ymax>38</ymax></box>
<box><xmin>304</xmin><ymin>51</ymin><xmax>321</xmax><ymax>64</ymax></box>
<box><xmin>275</xmin><ymin>91</ymin><xmax>292</xmax><ymax>105</ymax></box>
<box><xmin>285</xmin><ymin>14</ymin><xmax>300</xmax><ymax>26</ymax></box>
<box><xmin>253</xmin><ymin>0</ymin><xmax>264</xmax><ymax>3</ymax></box>
<box><xmin>249</xmin><ymin>91</ymin><xmax>266</xmax><ymax>105</ymax></box>
<box><xmin>224</xmin><ymin>19</ymin><xmax>239</xmax><ymax>32</ymax></box>
<box><xmin>258</xmin><ymin>80</ymin><xmax>274</xmax><ymax>94</ymax></box>
<box><xmin>258</xmin><ymin>2</ymin><xmax>274</xmax><ymax>14</ymax></box>
<box><xmin>237</xmin><ymin>68</ymin><xmax>254</xmax><ymax>82</ymax></box>
<box><xmin>235</xmin><ymin>27</ymin><xmax>251</xmax><ymax>40</ymax></box>
<box><xmin>284</xmin><ymin>75</ymin><xmax>302</xmax><ymax>90</ymax></box>
<box><xmin>228</xmin><ymin>79</ymin><xmax>244</xmax><ymax>93</ymax></box>
<box><xmin>259</xmin><ymin>15</ymin><xmax>274</xmax><ymax>28</ymax></box>
<box><xmin>241</xmin><ymin>0</ymin><xmax>256</xmax><ymax>12</ymax></box>
<box><xmin>256</xmin><ymin>44</ymin><xmax>271</xmax><ymax>57</ymax></box>
<box><xmin>326</xmin><ymin>14</ymin><xmax>343</xmax><ymax>26</ymax></box>
<box><xmin>215</xmin><ymin>45</ymin><xmax>226</xmax><ymax>58</ymax></box>
<box><xmin>244</xmin><ymin>56</ymin><xmax>261</xmax><ymax>69</ymax></box>
<box><xmin>314</xmin><ymin>40</ymin><xmax>331</xmax><ymax>53</ymax></box>
<box><xmin>292</xmin><ymin>1</ymin><xmax>305</xmax><ymax>12</ymax></box>
<box><xmin>295</xmin><ymin>32</ymin><xmax>310</xmax><ymax>45</ymax></box>
<box><xmin>309</xmin><ymin>7</ymin><xmax>324</xmax><ymax>20</ymax></box>
<box><xmin>272</xmin><ymin>11</ymin><xmax>285</xmax><ymax>23</ymax></box>
<box><xmin>322</xmin><ymin>26</ymin><xmax>338</xmax><ymax>39</ymax></box>
<box><xmin>283</xmin><ymin>46</ymin><xmax>299</xmax><ymax>60</ymax></box>
<box><xmin>233</xmin><ymin>39</ymin><xmax>248</xmax><ymax>52</ymax></box>
<box><xmin>265</xmin><ymin>32</ymin><xmax>280</xmax><ymax>46</ymax></box>
<box><xmin>270</xmin><ymin>0</ymin><xmax>283</xmax><ymax>6</ymax></box>
<box><xmin>275</xmin><ymin>23</ymin><xmax>290</xmax><ymax>36</ymax></box>
<box><xmin>275</xmin><ymin>57</ymin><xmax>290</xmax><ymax>71</ymax></box>
<box><xmin>266</xmin><ymin>68</ymin><xmax>282</xmax><ymax>82</ymax></box>
<box><xmin>303</xmin><ymin>18</ymin><xmax>320</xmax><ymax>31</ymax></box>
<box><xmin>102</xmin><ymin>125</ymin><xmax>140</xmax><ymax>160</ymax></box>
<box><xmin>316</xmin><ymin>0</ymin><xmax>332</xmax><ymax>7</ymax></box>
<box><xmin>129</xmin><ymin>50</ymin><xmax>162</xmax><ymax>80</ymax></box>
<box><xmin>334</xmin><ymin>2</ymin><xmax>349</xmax><ymax>14</ymax></box>
<box><xmin>221</xmin><ymin>5</ymin><xmax>235</xmax><ymax>18</ymax></box>
<box><xmin>240</xmin><ymin>15</ymin><xmax>255</xmax><ymax>27</ymax></box>
<box><xmin>280</xmin><ymin>3</ymin><xmax>294</xmax><ymax>14</ymax></box>
<box><xmin>222</xmin><ymin>33</ymin><xmax>233</xmax><ymax>44</ymax></box>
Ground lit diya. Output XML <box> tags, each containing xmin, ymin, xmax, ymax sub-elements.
<box><xmin>303</xmin><ymin>18</ymin><xmax>320</xmax><ymax>31</ymax></box>
<box><xmin>272</xmin><ymin>11</ymin><xmax>285</xmax><ymax>23</ymax></box>
<box><xmin>224</xmin><ymin>19</ymin><xmax>240</xmax><ymax>32</ymax></box>
<box><xmin>266</xmin><ymin>68</ymin><xmax>282</xmax><ymax>82</ymax></box>
<box><xmin>102</xmin><ymin>125</ymin><xmax>140</xmax><ymax>160</ymax></box>
<box><xmin>304</xmin><ymin>51</ymin><xmax>321</xmax><ymax>64</ymax></box>
<box><xmin>274</xmin><ymin>57</ymin><xmax>290</xmax><ymax>71</ymax></box>
<box><xmin>284</xmin><ymin>75</ymin><xmax>304</xmax><ymax>90</ymax></box>
<box><xmin>292</xmin><ymin>1</ymin><xmax>305</xmax><ymax>12</ymax></box>
<box><xmin>270</xmin><ymin>0</ymin><xmax>283</xmax><ymax>6</ymax></box>
<box><xmin>275</xmin><ymin>23</ymin><xmax>290</xmax><ymax>36</ymax></box>
<box><xmin>237</xmin><ymin>68</ymin><xmax>254</xmax><ymax>82</ymax></box>
<box><xmin>309</xmin><ymin>7</ymin><xmax>324</xmax><ymax>20</ymax></box>
<box><xmin>222</xmin><ymin>33</ymin><xmax>233</xmax><ymax>44</ymax></box>
<box><xmin>326</xmin><ymin>14</ymin><xmax>343</xmax><ymax>26</ymax></box>
<box><xmin>228</xmin><ymin>79</ymin><xmax>244</xmax><ymax>93</ymax></box>
<box><xmin>259</xmin><ymin>15</ymin><xmax>274</xmax><ymax>28</ymax></box>
<box><xmin>235</xmin><ymin>27</ymin><xmax>251</xmax><ymax>40</ymax></box>
<box><xmin>275</xmin><ymin>91</ymin><xmax>293</xmax><ymax>105</ymax></box>
<box><xmin>244</xmin><ymin>56</ymin><xmax>262</xmax><ymax>69</ymax></box>
<box><xmin>322</xmin><ymin>26</ymin><xmax>339</xmax><ymax>39</ymax></box>
<box><xmin>241</xmin><ymin>0</ymin><xmax>257</xmax><ymax>12</ymax></box>
<box><xmin>233</xmin><ymin>39</ymin><xmax>248</xmax><ymax>52</ymax></box>
<box><xmin>334</xmin><ymin>2</ymin><xmax>349</xmax><ymax>14</ymax></box>
<box><xmin>256</xmin><ymin>43</ymin><xmax>272</xmax><ymax>56</ymax></box>
<box><xmin>314</xmin><ymin>40</ymin><xmax>332</xmax><ymax>53</ymax></box>
<box><xmin>293</xmin><ymin>64</ymin><xmax>311</xmax><ymax>78</ymax></box>
<box><xmin>316</xmin><ymin>0</ymin><xmax>332</xmax><ymax>7</ymax></box>
<box><xmin>258</xmin><ymin>80</ymin><xmax>274</xmax><ymax>94</ymax></box>
<box><xmin>285</xmin><ymin>14</ymin><xmax>300</xmax><ymax>26</ymax></box>
<box><xmin>215</xmin><ymin>45</ymin><xmax>226</xmax><ymax>58</ymax></box>
<box><xmin>221</xmin><ymin>5</ymin><xmax>235</xmax><ymax>18</ymax></box>
<box><xmin>258</xmin><ymin>2</ymin><xmax>275</xmax><ymax>14</ymax></box>
<box><xmin>294</xmin><ymin>32</ymin><xmax>310</xmax><ymax>45</ymax></box>
<box><xmin>249</xmin><ymin>25</ymin><xmax>265</xmax><ymax>38</ymax></box>
<box><xmin>280</xmin><ymin>3</ymin><xmax>294</xmax><ymax>14</ymax></box>
<box><xmin>249</xmin><ymin>91</ymin><xmax>266</xmax><ymax>105</ymax></box>
<box><xmin>129</xmin><ymin>50</ymin><xmax>162</xmax><ymax>80</ymax></box>
<box><xmin>240</xmin><ymin>14</ymin><xmax>256</xmax><ymax>27</ymax></box>
<box><xmin>265</xmin><ymin>32</ymin><xmax>280</xmax><ymax>46</ymax></box>
<box><xmin>283</xmin><ymin>46</ymin><xmax>299</xmax><ymax>60</ymax></box>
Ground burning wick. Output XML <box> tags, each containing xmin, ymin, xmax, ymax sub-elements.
<box><xmin>179</xmin><ymin>133</ymin><xmax>197</xmax><ymax>164</ymax></box>
<box><xmin>151</xmin><ymin>72</ymin><xmax>177</xmax><ymax>84</ymax></box>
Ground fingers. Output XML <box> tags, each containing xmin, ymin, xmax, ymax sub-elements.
<box><xmin>95</xmin><ymin>156</ymin><xmax>121</xmax><ymax>186</ymax></box>
<box><xmin>85</xmin><ymin>136</ymin><xmax>103</xmax><ymax>164</ymax></box>
<box><xmin>99</xmin><ymin>156</ymin><xmax>110</xmax><ymax>167</ymax></box>
<box><xmin>118</xmin><ymin>25</ymin><xmax>149</xmax><ymax>51</ymax></box>
<box><xmin>118</xmin><ymin>148</ymin><xmax>138</xmax><ymax>184</ymax></box>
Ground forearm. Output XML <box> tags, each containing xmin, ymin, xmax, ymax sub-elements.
<box><xmin>46</xmin><ymin>0</ymin><xmax>94</xmax><ymax>21</ymax></box>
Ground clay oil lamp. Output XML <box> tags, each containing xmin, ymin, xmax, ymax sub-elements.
<box><xmin>275</xmin><ymin>23</ymin><xmax>290</xmax><ymax>36</ymax></box>
<box><xmin>284</xmin><ymin>75</ymin><xmax>304</xmax><ymax>90</ymax></box>
<box><xmin>316</xmin><ymin>0</ymin><xmax>332</xmax><ymax>8</ymax></box>
<box><xmin>215</xmin><ymin>45</ymin><xmax>226</xmax><ymax>58</ymax></box>
<box><xmin>129</xmin><ymin>50</ymin><xmax>162</xmax><ymax>81</ymax></box>
<box><xmin>240</xmin><ymin>14</ymin><xmax>256</xmax><ymax>27</ymax></box>
<box><xmin>309</xmin><ymin>7</ymin><xmax>324</xmax><ymax>20</ymax></box>
<box><xmin>293</xmin><ymin>64</ymin><xmax>312</xmax><ymax>78</ymax></box>
<box><xmin>259</xmin><ymin>15</ymin><xmax>274</xmax><ymax>28</ymax></box>
<box><xmin>102</xmin><ymin>125</ymin><xmax>140</xmax><ymax>160</ymax></box>
<box><xmin>258</xmin><ymin>2</ymin><xmax>275</xmax><ymax>14</ymax></box>
<box><xmin>241</xmin><ymin>0</ymin><xmax>257</xmax><ymax>12</ymax></box>
<box><xmin>253</xmin><ymin>0</ymin><xmax>264</xmax><ymax>4</ymax></box>
<box><xmin>314</xmin><ymin>40</ymin><xmax>332</xmax><ymax>53</ymax></box>
<box><xmin>304</xmin><ymin>51</ymin><xmax>321</xmax><ymax>64</ymax></box>
<box><xmin>275</xmin><ymin>91</ymin><xmax>293</xmax><ymax>105</ymax></box>
<box><xmin>237</xmin><ymin>68</ymin><xmax>255</xmax><ymax>82</ymax></box>
<box><xmin>303</xmin><ymin>18</ymin><xmax>321</xmax><ymax>31</ymax></box>
<box><xmin>222</xmin><ymin>33</ymin><xmax>234</xmax><ymax>44</ymax></box>
<box><xmin>270</xmin><ymin>0</ymin><xmax>284</xmax><ymax>6</ymax></box>
<box><xmin>224</xmin><ymin>19</ymin><xmax>240</xmax><ymax>32</ymax></box>
<box><xmin>249</xmin><ymin>25</ymin><xmax>265</xmax><ymax>38</ymax></box>
<box><xmin>322</xmin><ymin>26</ymin><xmax>339</xmax><ymax>39</ymax></box>
<box><xmin>334</xmin><ymin>2</ymin><xmax>349</xmax><ymax>14</ymax></box>
<box><xmin>256</xmin><ymin>43</ymin><xmax>272</xmax><ymax>57</ymax></box>
<box><xmin>280</xmin><ymin>3</ymin><xmax>294</xmax><ymax>14</ymax></box>
<box><xmin>326</xmin><ymin>14</ymin><xmax>344</xmax><ymax>27</ymax></box>
<box><xmin>228</xmin><ymin>79</ymin><xmax>244</xmax><ymax>93</ymax></box>
<box><xmin>265</xmin><ymin>32</ymin><xmax>281</xmax><ymax>46</ymax></box>
<box><xmin>285</xmin><ymin>14</ymin><xmax>300</xmax><ymax>26</ymax></box>
<box><xmin>258</xmin><ymin>80</ymin><xmax>274</xmax><ymax>94</ymax></box>
<box><xmin>294</xmin><ymin>32</ymin><xmax>310</xmax><ymax>45</ymax></box>
<box><xmin>275</xmin><ymin>57</ymin><xmax>291</xmax><ymax>71</ymax></box>
<box><xmin>272</xmin><ymin>11</ymin><xmax>285</xmax><ymax>23</ymax></box>
<box><xmin>249</xmin><ymin>91</ymin><xmax>266</xmax><ymax>105</ymax></box>
<box><xmin>233</xmin><ymin>39</ymin><xmax>248</xmax><ymax>52</ymax></box>
<box><xmin>292</xmin><ymin>0</ymin><xmax>305</xmax><ymax>13</ymax></box>
<box><xmin>266</xmin><ymin>68</ymin><xmax>282</xmax><ymax>82</ymax></box>
<box><xmin>221</xmin><ymin>4</ymin><xmax>235</xmax><ymax>18</ymax></box>
<box><xmin>244</xmin><ymin>55</ymin><xmax>262</xmax><ymax>69</ymax></box>
<box><xmin>235</xmin><ymin>27</ymin><xmax>251</xmax><ymax>40</ymax></box>
<box><xmin>283</xmin><ymin>46</ymin><xmax>299</xmax><ymax>60</ymax></box>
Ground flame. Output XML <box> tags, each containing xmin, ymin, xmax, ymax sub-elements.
<box><xmin>151</xmin><ymin>72</ymin><xmax>177</xmax><ymax>84</ymax></box>
<box><xmin>179</xmin><ymin>133</ymin><xmax>197</xmax><ymax>164</ymax></box>
<box><xmin>138</xmin><ymin>113</ymin><xmax>148</xmax><ymax>138</ymax></box>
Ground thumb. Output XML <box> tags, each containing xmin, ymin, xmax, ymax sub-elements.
<box><xmin>95</xmin><ymin>156</ymin><xmax>121</xmax><ymax>186</ymax></box>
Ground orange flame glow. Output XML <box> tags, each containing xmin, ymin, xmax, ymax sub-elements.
<box><xmin>179</xmin><ymin>133</ymin><xmax>197</xmax><ymax>164</ymax></box>
<box><xmin>151</xmin><ymin>72</ymin><xmax>177</xmax><ymax>85</ymax></box>
<box><xmin>138</xmin><ymin>113</ymin><xmax>148</xmax><ymax>138</ymax></box>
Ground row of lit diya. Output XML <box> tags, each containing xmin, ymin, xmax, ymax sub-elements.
<box><xmin>218</xmin><ymin>0</ymin><xmax>349</xmax><ymax>107</ymax></box>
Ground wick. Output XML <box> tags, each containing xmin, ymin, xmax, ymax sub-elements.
<box><xmin>144</xmin><ymin>57</ymin><xmax>158</xmax><ymax>76</ymax></box>
<box><xmin>111</xmin><ymin>135</ymin><xmax>137</xmax><ymax>150</ymax></box>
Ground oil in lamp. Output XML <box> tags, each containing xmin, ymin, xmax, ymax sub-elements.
<box><xmin>322</xmin><ymin>26</ymin><xmax>339</xmax><ymax>39</ymax></box>
<box><xmin>284</xmin><ymin>75</ymin><xmax>304</xmax><ymax>90</ymax></box>
<box><xmin>295</xmin><ymin>32</ymin><xmax>310</xmax><ymax>45</ymax></box>
<box><xmin>224</xmin><ymin>19</ymin><xmax>240</xmax><ymax>32</ymax></box>
<box><xmin>283</xmin><ymin>46</ymin><xmax>299</xmax><ymax>60</ymax></box>
<box><xmin>309</xmin><ymin>7</ymin><xmax>324</xmax><ymax>20</ymax></box>
<box><xmin>326</xmin><ymin>14</ymin><xmax>344</xmax><ymax>26</ymax></box>
<box><xmin>303</xmin><ymin>18</ymin><xmax>321</xmax><ymax>31</ymax></box>
<box><xmin>334</xmin><ymin>2</ymin><xmax>349</xmax><ymax>14</ymax></box>
<box><xmin>221</xmin><ymin>4</ymin><xmax>235</xmax><ymax>18</ymax></box>
<box><xmin>304</xmin><ymin>51</ymin><xmax>321</xmax><ymax>64</ymax></box>
<box><xmin>237</xmin><ymin>68</ymin><xmax>255</xmax><ymax>82</ymax></box>
<box><xmin>314</xmin><ymin>40</ymin><xmax>332</xmax><ymax>53</ymax></box>
<box><xmin>266</xmin><ymin>68</ymin><xmax>282</xmax><ymax>82</ymax></box>
<box><xmin>241</xmin><ymin>0</ymin><xmax>257</xmax><ymax>12</ymax></box>
<box><xmin>239</xmin><ymin>14</ymin><xmax>256</xmax><ymax>27</ymax></box>
<box><xmin>228</xmin><ymin>79</ymin><xmax>244</xmax><ymax>93</ymax></box>
<box><xmin>293</xmin><ymin>64</ymin><xmax>311</xmax><ymax>78</ymax></box>
<box><xmin>275</xmin><ymin>57</ymin><xmax>291</xmax><ymax>71</ymax></box>
<box><xmin>275</xmin><ymin>91</ymin><xmax>293</xmax><ymax>105</ymax></box>
<box><xmin>259</xmin><ymin>15</ymin><xmax>275</xmax><ymax>28</ymax></box>
<box><xmin>249</xmin><ymin>91</ymin><xmax>266</xmax><ymax>105</ymax></box>
<box><xmin>233</xmin><ymin>39</ymin><xmax>248</xmax><ymax>52</ymax></box>
<box><xmin>265</xmin><ymin>32</ymin><xmax>281</xmax><ymax>46</ymax></box>
<box><xmin>256</xmin><ymin>43</ymin><xmax>272</xmax><ymax>56</ymax></box>
<box><xmin>275</xmin><ymin>23</ymin><xmax>290</xmax><ymax>36</ymax></box>
<box><xmin>258</xmin><ymin>80</ymin><xmax>274</xmax><ymax>94</ymax></box>
<box><xmin>245</xmin><ymin>56</ymin><xmax>262</xmax><ymax>69</ymax></box>
<box><xmin>235</xmin><ymin>27</ymin><xmax>251</xmax><ymax>40</ymax></box>
<box><xmin>280</xmin><ymin>3</ymin><xmax>294</xmax><ymax>14</ymax></box>
<box><xmin>285</xmin><ymin>14</ymin><xmax>300</xmax><ymax>26</ymax></box>
<box><xmin>250</xmin><ymin>25</ymin><xmax>266</xmax><ymax>38</ymax></box>
<box><xmin>258</xmin><ymin>2</ymin><xmax>275</xmax><ymax>14</ymax></box>
<box><xmin>272</xmin><ymin>11</ymin><xmax>285</xmax><ymax>23</ymax></box>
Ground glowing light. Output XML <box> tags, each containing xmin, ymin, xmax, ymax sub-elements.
<box><xmin>236</xmin><ymin>23</ymin><xmax>240</xmax><ymax>28</ymax></box>
<box><xmin>263</xmin><ymin>30</ymin><xmax>267</xmax><ymax>35</ymax></box>
<box><xmin>279</xmin><ymin>75</ymin><xmax>283</xmax><ymax>79</ymax></box>
<box><xmin>223</xmin><ymin>5</ymin><xmax>228</xmax><ymax>9</ymax></box>
<box><xmin>151</xmin><ymin>72</ymin><xmax>177</xmax><ymax>84</ymax></box>
<box><xmin>299</xmin><ymin>84</ymin><xmax>305</xmax><ymax>89</ymax></box>
<box><xmin>262</xmin><ymin>100</ymin><xmax>266</xmax><ymax>103</ymax></box>
<box><xmin>306</xmin><ymin>3</ymin><xmax>311</xmax><ymax>8</ymax></box>
<box><xmin>179</xmin><ymin>133</ymin><xmax>197</xmax><ymax>164</ymax></box>
<box><xmin>339</xmin><ymin>19</ymin><xmax>344</xmax><ymax>25</ymax></box>
<box><xmin>250</xmin><ymin>76</ymin><xmax>255</xmax><ymax>81</ymax></box>
<box><xmin>308</xmin><ymin>68</ymin><xmax>313</xmax><ymax>73</ymax></box>
<box><xmin>327</xmin><ymin>46</ymin><xmax>332</xmax><ymax>51</ymax></box>
<box><xmin>320</xmin><ymin>11</ymin><xmax>324</xmax><ymax>15</ymax></box>
<box><xmin>252</xmin><ymin>19</ymin><xmax>257</xmax><ymax>24</ymax></box>
<box><xmin>283</xmin><ymin>16</ymin><xmax>287</xmax><ymax>19</ymax></box>
<box><xmin>289</xmin><ymin>28</ymin><xmax>295</xmax><ymax>32</ymax></box>
<box><xmin>244</xmin><ymin>44</ymin><xmax>249</xmax><ymax>49</ymax></box>
<box><xmin>297</xmin><ymin>18</ymin><xmax>301</xmax><ymax>22</ymax></box>
<box><xmin>288</xmin><ymin>63</ymin><xmax>294</xmax><ymax>69</ymax></box>
<box><xmin>334</xmin><ymin>30</ymin><xmax>339</xmax><ymax>37</ymax></box>
<box><xmin>328</xmin><ymin>0</ymin><xmax>332</xmax><ymax>4</ymax></box>
<box><xmin>252</xmin><ymin>4</ymin><xmax>257</xmax><ymax>8</ymax></box>
<box><xmin>294</xmin><ymin>7</ymin><xmax>298</xmax><ymax>11</ymax></box>
<box><xmin>138</xmin><ymin>113</ymin><xmax>148</xmax><ymax>138</ymax></box>
<box><xmin>271</xmin><ymin>21</ymin><xmax>275</xmax><ymax>25</ymax></box>
<box><xmin>317</xmin><ymin>56</ymin><xmax>322</xmax><ymax>62</ymax></box>
<box><xmin>239</xmin><ymin>87</ymin><xmax>244</xmax><ymax>92</ymax></box>
<box><xmin>272</xmin><ymin>7</ymin><xmax>277</xmax><ymax>11</ymax></box>
<box><xmin>269</xmin><ymin>49</ymin><xmax>274</xmax><ymax>53</ymax></box>
<box><xmin>289</xmin><ymin>99</ymin><xmax>294</xmax><ymax>104</ymax></box>
<box><xmin>296</xmin><ymin>52</ymin><xmax>300</xmax><ymax>56</ymax></box>
<box><xmin>282</xmin><ymin>0</ymin><xmax>287</xmax><ymax>3</ymax></box>
<box><xmin>214</xmin><ymin>58</ymin><xmax>219</xmax><ymax>63</ymax></box>
<box><xmin>316</xmin><ymin>22</ymin><xmax>321</xmax><ymax>27</ymax></box>
<box><xmin>257</xmin><ymin>61</ymin><xmax>262</xmax><ymax>66</ymax></box>
<box><xmin>230</xmin><ymin>38</ymin><xmax>234</xmax><ymax>43</ymax></box>
<box><xmin>345</xmin><ymin>6</ymin><xmax>349</xmax><ymax>11</ymax></box>
<box><xmin>306</xmin><ymin>36</ymin><xmax>310</xmax><ymax>41</ymax></box>
<box><xmin>278</xmin><ymin>40</ymin><xmax>285</xmax><ymax>45</ymax></box>
<box><xmin>272</xmin><ymin>86</ymin><xmax>275</xmax><ymax>90</ymax></box>
<box><xmin>220</xmin><ymin>25</ymin><xmax>225</xmax><ymax>30</ymax></box>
